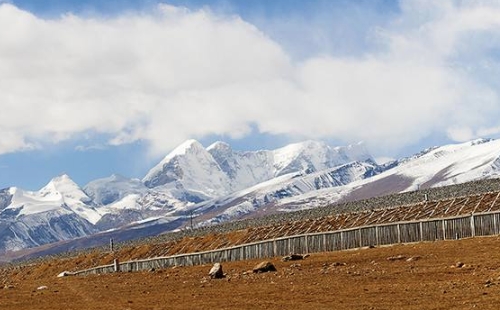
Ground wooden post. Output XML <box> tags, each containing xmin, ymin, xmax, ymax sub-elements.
<box><xmin>442</xmin><ymin>220</ymin><xmax>446</xmax><ymax>240</ymax></box>
<box><xmin>323</xmin><ymin>234</ymin><xmax>327</xmax><ymax>252</ymax></box>
<box><xmin>358</xmin><ymin>228</ymin><xmax>362</xmax><ymax>248</ymax></box>
<box><xmin>375</xmin><ymin>226</ymin><xmax>379</xmax><ymax>246</ymax></box>
<box><xmin>109</xmin><ymin>238</ymin><xmax>114</xmax><ymax>252</ymax></box>
<box><xmin>304</xmin><ymin>236</ymin><xmax>309</xmax><ymax>254</ymax></box>
<box><xmin>419</xmin><ymin>222</ymin><xmax>423</xmax><ymax>241</ymax></box>
<box><xmin>470</xmin><ymin>214</ymin><xmax>476</xmax><ymax>237</ymax></box>
<box><xmin>113</xmin><ymin>259</ymin><xmax>120</xmax><ymax>272</ymax></box>
<box><xmin>273</xmin><ymin>239</ymin><xmax>277</xmax><ymax>256</ymax></box>
<box><xmin>493</xmin><ymin>214</ymin><xmax>498</xmax><ymax>235</ymax></box>
<box><xmin>397</xmin><ymin>224</ymin><xmax>401</xmax><ymax>243</ymax></box>
<box><xmin>340</xmin><ymin>231</ymin><xmax>344</xmax><ymax>250</ymax></box>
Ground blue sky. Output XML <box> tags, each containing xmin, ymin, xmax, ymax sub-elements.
<box><xmin>1</xmin><ymin>0</ymin><xmax>500</xmax><ymax>190</ymax></box>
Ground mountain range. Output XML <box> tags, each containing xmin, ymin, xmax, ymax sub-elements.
<box><xmin>1</xmin><ymin>138</ymin><xmax>500</xmax><ymax>257</ymax></box>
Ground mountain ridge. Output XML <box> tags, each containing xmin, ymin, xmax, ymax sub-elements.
<box><xmin>1</xmin><ymin>138</ymin><xmax>500</xmax><ymax>256</ymax></box>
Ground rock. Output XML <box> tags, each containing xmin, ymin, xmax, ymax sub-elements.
<box><xmin>57</xmin><ymin>271</ymin><xmax>72</xmax><ymax>278</ymax></box>
<box><xmin>253</xmin><ymin>261</ymin><xmax>277</xmax><ymax>273</ymax></box>
<box><xmin>37</xmin><ymin>286</ymin><xmax>48</xmax><ymax>291</ymax></box>
<box><xmin>387</xmin><ymin>255</ymin><xmax>406</xmax><ymax>261</ymax></box>
<box><xmin>281</xmin><ymin>254</ymin><xmax>310</xmax><ymax>262</ymax></box>
<box><xmin>331</xmin><ymin>262</ymin><xmax>347</xmax><ymax>267</ymax></box>
<box><xmin>208</xmin><ymin>263</ymin><xmax>224</xmax><ymax>279</ymax></box>
<box><xmin>3</xmin><ymin>284</ymin><xmax>14</xmax><ymax>289</ymax></box>
<box><xmin>406</xmin><ymin>256</ymin><xmax>422</xmax><ymax>262</ymax></box>
<box><xmin>455</xmin><ymin>262</ymin><xmax>465</xmax><ymax>268</ymax></box>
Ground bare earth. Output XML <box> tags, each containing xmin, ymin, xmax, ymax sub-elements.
<box><xmin>2</xmin><ymin>236</ymin><xmax>500</xmax><ymax>310</ymax></box>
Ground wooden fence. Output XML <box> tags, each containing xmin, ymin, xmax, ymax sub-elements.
<box><xmin>69</xmin><ymin>211</ymin><xmax>500</xmax><ymax>276</ymax></box>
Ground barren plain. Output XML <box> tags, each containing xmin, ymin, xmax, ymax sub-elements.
<box><xmin>2</xmin><ymin>235</ymin><xmax>500</xmax><ymax>309</ymax></box>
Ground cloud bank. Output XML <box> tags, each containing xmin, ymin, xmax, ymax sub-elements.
<box><xmin>1</xmin><ymin>1</ymin><xmax>500</xmax><ymax>156</ymax></box>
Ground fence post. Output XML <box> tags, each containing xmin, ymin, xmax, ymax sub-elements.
<box><xmin>323</xmin><ymin>234</ymin><xmax>327</xmax><ymax>252</ymax></box>
<box><xmin>442</xmin><ymin>220</ymin><xmax>446</xmax><ymax>240</ymax></box>
<box><xmin>470</xmin><ymin>214</ymin><xmax>476</xmax><ymax>237</ymax></box>
<box><xmin>375</xmin><ymin>226</ymin><xmax>379</xmax><ymax>246</ymax></box>
<box><xmin>273</xmin><ymin>239</ymin><xmax>277</xmax><ymax>256</ymax></box>
<box><xmin>493</xmin><ymin>214</ymin><xmax>497</xmax><ymax>235</ymax></box>
<box><xmin>419</xmin><ymin>221</ymin><xmax>423</xmax><ymax>241</ymax></box>
<box><xmin>340</xmin><ymin>231</ymin><xmax>345</xmax><ymax>250</ymax></box>
<box><xmin>304</xmin><ymin>236</ymin><xmax>309</xmax><ymax>254</ymax></box>
<box><xmin>358</xmin><ymin>228</ymin><xmax>362</xmax><ymax>248</ymax></box>
<box><xmin>113</xmin><ymin>259</ymin><xmax>120</xmax><ymax>272</ymax></box>
<box><xmin>397</xmin><ymin>224</ymin><xmax>401</xmax><ymax>243</ymax></box>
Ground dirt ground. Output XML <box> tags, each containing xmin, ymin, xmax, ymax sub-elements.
<box><xmin>2</xmin><ymin>236</ymin><xmax>500</xmax><ymax>310</ymax></box>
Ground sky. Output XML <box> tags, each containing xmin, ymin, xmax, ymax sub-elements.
<box><xmin>1</xmin><ymin>0</ymin><xmax>500</xmax><ymax>190</ymax></box>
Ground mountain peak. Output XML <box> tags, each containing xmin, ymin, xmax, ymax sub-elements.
<box><xmin>142</xmin><ymin>139</ymin><xmax>230</xmax><ymax>195</ymax></box>
<box><xmin>342</xmin><ymin>141</ymin><xmax>372</xmax><ymax>162</ymax></box>
<box><xmin>206</xmin><ymin>141</ymin><xmax>232</xmax><ymax>152</ymax></box>
<box><xmin>44</xmin><ymin>174</ymin><xmax>78</xmax><ymax>190</ymax></box>
<box><xmin>162</xmin><ymin>139</ymin><xmax>204</xmax><ymax>162</ymax></box>
<box><xmin>39</xmin><ymin>174</ymin><xmax>88</xmax><ymax>202</ymax></box>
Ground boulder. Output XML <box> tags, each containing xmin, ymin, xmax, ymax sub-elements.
<box><xmin>208</xmin><ymin>263</ymin><xmax>224</xmax><ymax>279</ymax></box>
<box><xmin>253</xmin><ymin>261</ymin><xmax>277</xmax><ymax>273</ymax></box>
<box><xmin>57</xmin><ymin>271</ymin><xmax>72</xmax><ymax>278</ymax></box>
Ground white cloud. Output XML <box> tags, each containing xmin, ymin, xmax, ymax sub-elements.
<box><xmin>1</xmin><ymin>1</ymin><xmax>500</xmax><ymax>157</ymax></box>
<box><xmin>447</xmin><ymin>126</ymin><xmax>475</xmax><ymax>142</ymax></box>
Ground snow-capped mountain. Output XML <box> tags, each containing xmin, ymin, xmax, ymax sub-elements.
<box><xmin>0</xmin><ymin>175</ymin><xmax>98</xmax><ymax>252</ymax></box>
<box><xmin>264</xmin><ymin>138</ymin><xmax>500</xmax><ymax>211</ymax></box>
<box><xmin>2</xmin><ymin>138</ymin><xmax>500</xmax><ymax>257</ymax></box>
<box><xmin>143</xmin><ymin>139</ymin><xmax>373</xmax><ymax>200</ymax></box>
<box><xmin>84</xmin><ymin>174</ymin><xmax>147</xmax><ymax>206</ymax></box>
<box><xmin>143</xmin><ymin>140</ymin><xmax>232</xmax><ymax>201</ymax></box>
<box><xmin>206</xmin><ymin>141</ymin><xmax>275</xmax><ymax>190</ymax></box>
<box><xmin>194</xmin><ymin>160</ymin><xmax>380</xmax><ymax>225</ymax></box>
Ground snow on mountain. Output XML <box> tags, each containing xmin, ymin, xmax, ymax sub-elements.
<box><xmin>207</xmin><ymin>141</ymin><xmax>275</xmax><ymax>190</ymax></box>
<box><xmin>94</xmin><ymin>186</ymin><xmax>196</xmax><ymax>231</ymax></box>
<box><xmin>143</xmin><ymin>139</ymin><xmax>373</xmax><ymax>203</ymax></box>
<box><xmin>272</xmin><ymin>138</ymin><xmax>500</xmax><ymax>211</ymax></box>
<box><xmin>0</xmin><ymin>211</ymin><xmax>96</xmax><ymax>252</ymax></box>
<box><xmin>6</xmin><ymin>174</ymin><xmax>100</xmax><ymax>225</ymax></box>
<box><xmin>5</xmin><ymin>138</ymin><xmax>500</xmax><ymax>257</ymax></box>
<box><xmin>194</xmin><ymin>160</ymin><xmax>379</xmax><ymax>225</ymax></box>
<box><xmin>84</xmin><ymin>174</ymin><xmax>147</xmax><ymax>206</ymax></box>
<box><xmin>0</xmin><ymin>175</ymin><xmax>99</xmax><ymax>252</ymax></box>
<box><xmin>143</xmin><ymin>139</ymin><xmax>231</xmax><ymax>201</ymax></box>
<box><xmin>272</xmin><ymin>140</ymin><xmax>372</xmax><ymax>176</ymax></box>
<box><xmin>390</xmin><ymin>138</ymin><xmax>500</xmax><ymax>190</ymax></box>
